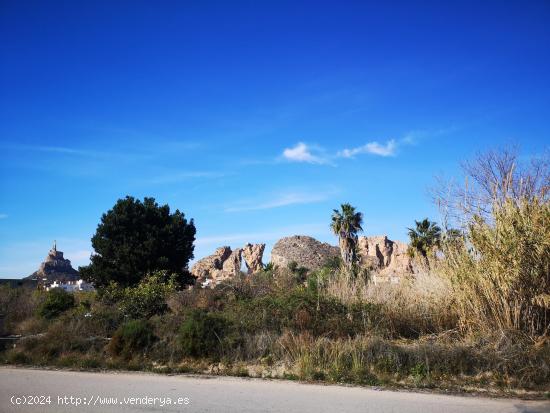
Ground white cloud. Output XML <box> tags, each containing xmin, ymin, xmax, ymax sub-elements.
<box><xmin>225</xmin><ymin>190</ymin><xmax>334</xmax><ymax>212</ymax></box>
<box><xmin>280</xmin><ymin>127</ymin><xmax>455</xmax><ymax>166</ymax></box>
<box><xmin>338</xmin><ymin>139</ymin><xmax>397</xmax><ymax>158</ymax></box>
<box><xmin>17</xmin><ymin>145</ymin><xmax>111</xmax><ymax>158</ymax></box>
<box><xmin>282</xmin><ymin>142</ymin><xmax>327</xmax><ymax>164</ymax></box>
<box><xmin>0</xmin><ymin>214</ymin><xmax>7</xmax><ymax>219</ymax></box>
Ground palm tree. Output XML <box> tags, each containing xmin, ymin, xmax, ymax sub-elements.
<box><xmin>407</xmin><ymin>218</ymin><xmax>442</xmax><ymax>258</ymax></box>
<box><xmin>331</xmin><ymin>203</ymin><xmax>363</xmax><ymax>268</ymax></box>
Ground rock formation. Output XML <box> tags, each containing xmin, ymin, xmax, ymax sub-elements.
<box><xmin>191</xmin><ymin>234</ymin><xmax>413</xmax><ymax>287</ymax></box>
<box><xmin>190</xmin><ymin>246</ymin><xmax>232</xmax><ymax>284</ymax></box>
<box><xmin>26</xmin><ymin>242</ymin><xmax>80</xmax><ymax>285</ymax></box>
<box><xmin>191</xmin><ymin>244</ymin><xmax>265</xmax><ymax>286</ymax></box>
<box><xmin>221</xmin><ymin>248</ymin><xmax>243</xmax><ymax>279</ymax></box>
<box><xmin>357</xmin><ymin>235</ymin><xmax>412</xmax><ymax>275</ymax></box>
<box><xmin>242</xmin><ymin>243</ymin><xmax>265</xmax><ymax>274</ymax></box>
<box><xmin>270</xmin><ymin>235</ymin><xmax>340</xmax><ymax>272</ymax></box>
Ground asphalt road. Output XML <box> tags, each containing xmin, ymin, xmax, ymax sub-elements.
<box><xmin>1</xmin><ymin>367</ymin><xmax>548</xmax><ymax>413</ymax></box>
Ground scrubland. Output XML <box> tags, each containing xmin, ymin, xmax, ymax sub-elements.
<box><xmin>1</xmin><ymin>149</ymin><xmax>548</xmax><ymax>397</ymax></box>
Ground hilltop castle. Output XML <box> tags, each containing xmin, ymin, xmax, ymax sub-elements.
<box><xmin>25</xmin><ymin>241</ymin><xmax>80</xmax><ymax>287</ymax></box>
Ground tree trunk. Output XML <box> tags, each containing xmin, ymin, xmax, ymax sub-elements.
<box><xmin>339</xmin><ymin>237</ymin><xmax>354</xmax><ymax>269</ymax></box>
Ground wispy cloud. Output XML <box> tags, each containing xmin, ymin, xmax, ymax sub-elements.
<box><xmin>142</xmin><ymin>171</ymin><xmax>226</xmax><ymax>185</ymax></box>
<box><xmin>0</xmin><ymin>214</ymin><xmax>7</xmax><ymax>219</ymax></box>
<box><xmin>4</xmin><ymin>141</ymin><xmax>194</xmax><ymax>163</ymax></box>
<box><xmin>338</xmin><ymin>139</ymin><xmax>397</xmax><ymax>158</ymax></box>
<box><xmin>195</xmin><ymin>223</ymin><xmax>329</xmax><ymax>247</ymax></box>
<box><xmin>282</xmin><ymin>129</ymin><xmax>442</xmax><ymax>165</ymax></box>
<box><xmin>401</xmin><ymin>126</ymin><xmax>459</xmax><ymax>146</ymax></box>
<box><xmin>281</xmin><ymin>139</ymin><xmax>399</xmax><ymax>165</ymax></box>
<box><xmin>15</xmin><ymin>145</ymin><xmax>112</xmax><ymax>158</ymax></box>
<box><xmin>225</xmin><ymin>190</ymin><xmax>335</xmax><ymax>212</ymax></box>
<box><xmin>282</xmin><ymin>142</ymin><xmax>330</xmax><ymax>165</ymax></box>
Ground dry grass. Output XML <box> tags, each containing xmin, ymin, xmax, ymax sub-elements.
<box><xmin>439</xmin><ymin>197</ymin><xmax>550</xmax><ymax>337</ymax></box>
<box><xmin>274</xmin><ymin>330</ymin><xmax>550</xmax><ymax>389</ymax></box>
<box><xmin>324</xmin><ymin>267</ymin><xmax>458</xmax><ymax>337</ymax></box>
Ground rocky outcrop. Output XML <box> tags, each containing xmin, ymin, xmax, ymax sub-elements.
<box><xmin>25</xmin><ymin>242</ymin><xmax>80</xmax><ymax>285</ymax></box>
<box><xmin>242</xmin><ymin>243</ymin><xmax>265</xmax><ymax>274</ymax></box>
<box><xmin>192</xmin><ymin>235</ymin><xmax>413</xmax><ymax>287</ymax></box>
<box><xmin>357</xmin><ymin>235</ymin><xmax>412</xmax><ymax>275</ymax></box>
<box><xmin>222</xmin><ymin>248</ymin><xmax>243</xmax><ymax>279</ymax></box>
<box><xmin>270</xmin><ymin>235</ymin><xmax>340</xmax><ymax>272</ymax></box>
<box><xmin>190</xmin><ymin>246</ymin><xmax>232</xmax><ymax>283</ymax></box>
<box><xmin>191</xmin><ymin>244</ymin><xmax>265</xmax><ymax>286</ymax></box>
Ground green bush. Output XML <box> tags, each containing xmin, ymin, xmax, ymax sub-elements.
<box><xmin>227</xmin><ymin>287</ymin><xmax>380</xmax><ymax>338</ymax></box>
<box><xmin>288</xmin><ymin>261</ymin><xmax>309</xmax><ymax>282</ymax></box>
<box><xmin>108</xmin><ymin>319</ymin><xmax>156</xmax><ymax>360</ymax></box>
<box><xmin>178</xmin><ymin>309</ymin><xmax>234</xmax><ymax>358</ymax></box>
<box><xmin>106</xmin><ymin>271</ymin><xmax>177</xmax><ymax>319</ymax></box>
<box><xmin>38</xmin><ymin>288</ymin><xmax>75</xmax><ymax>319</ymax></box>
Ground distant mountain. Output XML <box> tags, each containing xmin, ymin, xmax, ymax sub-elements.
<box><xmin>25</xmin><ymin>242</ymin><xmax>80</xmax><ymax>285</ymax></box>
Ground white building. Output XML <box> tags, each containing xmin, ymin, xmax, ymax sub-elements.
<box><xmin>47</xmin><ymin>279</ymin><xmax>95</xmax><ymax>293</ymax></box>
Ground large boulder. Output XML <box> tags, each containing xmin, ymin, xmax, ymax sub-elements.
<box><xmin>242</xmin><ymin>243</ymin><xmax>265</xmax><ymax>274</ymax></box>
<box><xmin>270</xmin><ymin>235</ymin><xmax>340</xmax><ymax>271</ymax></box>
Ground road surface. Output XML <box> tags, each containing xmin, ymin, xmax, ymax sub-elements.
<box><xmin>1</xmin><ymin>367</ymin><xmax>548</xmax><ymax>413</ymax></box>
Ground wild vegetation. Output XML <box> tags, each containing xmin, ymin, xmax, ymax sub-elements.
<box><xmin>1</xmin><ymin>149</ymin><xmax>548</xmax><ymax>397</ymax></box>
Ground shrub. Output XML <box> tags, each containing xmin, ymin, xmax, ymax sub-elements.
<box><xmin>112</xmin><ymin>271</ymin><xmax>178</xmax><ymax>319</ymax></box>
<box><xmin>108</xmin><ymin>319</ymin><xmax>156</xmax><ymax>360</ymax></box>
<box><xmin>441</xmin><ymin>197</ymin><xmax>550</xmax><ymax>336</ymax></box>
<box><xmin>0</xmin><ymin>286</ymin><xmax>43</xmax><ymax>331</ymax></box>
<box><xmin>227</xmin><ymin>286</ymin><xmax>381</xmax><ymax>339</ymax></box>
<box><xmin>178</xmin><ymin>309</ymin><xmax>235</xmax><ymax>358</ymax></box>
<box><xmin>287</xmin><ymin>261</ymin><xmax>309</xmax><ymax>282</ymax></box>
<box><xmin>435</xmin><ymin>148</ymin><xmax>549</xmax><ymax>337</ymax></box>
<box><xmin>85</xmin><ymin>304</ymin><xmax>124</xmax><ymax>337</ymax></box>
<box><xmin>38</xmin><ymin>288</ymin><xmax>75</xmax><ymax>319</ymax></box>
<box><xmin>6</xmin><ymin>351</ymin><xmax>31</xmax><ymax>365</ymax></box>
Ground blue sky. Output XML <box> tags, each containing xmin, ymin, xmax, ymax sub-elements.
<box><xmin>1</xmin><ymin>1</ymin><xmax>549</xmax><ymax>278</ymax></box>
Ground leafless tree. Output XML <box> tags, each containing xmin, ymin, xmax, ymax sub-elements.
<box><xmin>433</xmin><ymin>147</ymin><xmax>549</xmax><ymax>230</ymax></box>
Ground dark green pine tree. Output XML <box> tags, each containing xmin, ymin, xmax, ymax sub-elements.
<box><xmin>80</xmin><ymin>196</ymin><xmax>196</xmax><ymax>288</ymax></box>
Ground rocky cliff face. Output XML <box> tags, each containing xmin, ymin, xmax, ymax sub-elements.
<box><xmin>191</xmin><ymin>244</ymin><xmax>265</xmax><ymax>286</ymax></box>
<box><xmin>221</xmin><ymin>248</ymin><xmax>243</xmax><ymax>281</ymax></box>
<box><xmin>190</xmin><ymin>246</ymin><xmax>232</xmax><ymax>284</ymax></box>
<box><xmin>26</xmin><ymin>243</ymin><xmax>80</xmax><ymax>284</ymax></box>
<box><xmin>270</xmin><ymin>235</ymin><xmax>340</xmax><ymax>271</ymax></box>
<box><xmin>242</xmin><ymin>243</ymin><xmax>265</xmax><ymax>274</ymax></box>
<box><xmin>357</xmin><ymin>235</ymin><xmax>412</xmax><ymax>275</ymax></box>
<box><xmin>192</xmin><ymin>234</ymin><xmax>413</xmax><ymax>287</ymax></box>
